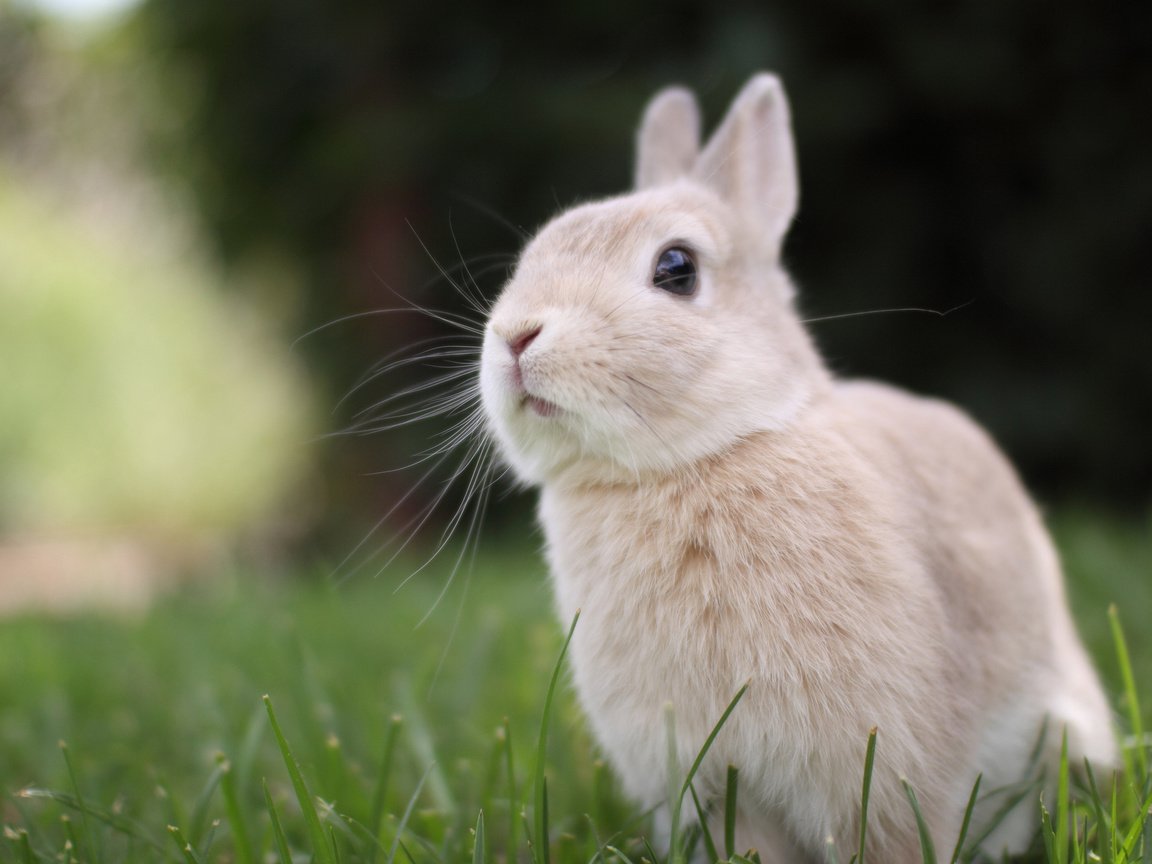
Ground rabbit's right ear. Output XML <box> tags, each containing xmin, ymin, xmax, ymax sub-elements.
<box><xmin>693</xmin><ymin>74</ymin><xmax>797</xmax><ymax>260</ymax></box>
<box><xmin>634</xmin><ymin>87</ymin><xmax>701</xmax><ymax>190</ymax></box>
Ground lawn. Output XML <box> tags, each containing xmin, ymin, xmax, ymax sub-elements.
<box><xmin>0</xmin><ymin>510</ymin><xmax>1149</xmax><ymax>863</ymax></box>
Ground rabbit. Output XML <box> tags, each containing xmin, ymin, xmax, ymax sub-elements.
<box><xmin>476</xmin><ymin>73</ymin><xmax>1115</xmax><ymax>862</ymax></box>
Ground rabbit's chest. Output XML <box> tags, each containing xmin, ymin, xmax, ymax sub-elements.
<box><xmin>537</xmin><ymin>468</ymin><xmax>934</xmax><ymax>802</ymax></box>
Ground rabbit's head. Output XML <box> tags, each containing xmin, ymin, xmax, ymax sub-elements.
<box><xmin>480</xmin><ymin>74</ymin><xmax>830</xmax><ymax>484</ymax></box>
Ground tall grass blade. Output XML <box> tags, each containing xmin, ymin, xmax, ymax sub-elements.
<box><xmin>1110</xmin><ymin>605</ymin><xmax>1147</xmax><ymax>781</ymax></box>
<box><xmin>688</xmin><ymin>783</ymin><xmax>720</xmax><ymax>864</ymax></box>
<box><xmin>217</xmin><ymin>755</ymin><xmax>254</xmax><ymax>864</ymax></box>
<box><xmin>680</xmin><ymin>684</ymin><xmax>749</xmax><ymax>809</ymax></box>
<box><xmin>948</xmin><ymin>773</ymin><xmax>980</xmax><ymax>864</ymax></box>
<box><xmin>1082</xmin><ymin>759</ymin><xmax>1113</xmax><ymax>864</ymax></box>
<box><xmin>504</xmin><ymin>718</ymin><xmax>518</xmax><ymax>857</ymax></box>
<box><xmin>1117</xmin><ymin>782</ymin><xmax>1152</xmax><ymax>860</ymax></box>
<box><xmin>856</xmin><ymin>728</ymin><xmax>878</xmax><ymax>864</ymax></box>
<box><xmin>668</xmin><ymin>683</ymin><xmax>749</xmax><ymax>864</ymax></box>
<box><xmin>472</xmin><ymin>811</ymin><xmax>487</xmax><ymax>864</ymax></box>
<box><xmin>187</xmin><ymin>758</ymin><xmax>226</xmax><ymax>846</ymax></box>
<box><xmin>725</xmin><ymin>764</ymin><xmax>739</xmax><ymax>860</ymax></box>
<box><xmin>396</xmin><ymin>679</ymin><xmax>454</xmax><ymax>813</ymax></box>
<box><xmin>539</xmin><ymin>777</ymin><xmax>551</xmax><ymax>864</ymax></box>
<box><xmin>603</xmin><ymin>845</ymin><xmax>637</xmax><ymax>864</ymax></box>
<box><xmin>1039</xmin><ymin>797</ymin><xmax>1056</xmax><ymax>862</ymax></box>
<box><xmin>166</xmin><ymin>825</ymin><xmax>202</xmax><ymax>864</ymax></box>
<box><xmin>263</xmin><ymin>694</ymin><xmax>338</xmax><ymax>864</ymax></box>
<box><xmin>666</xmin><ymin>703</ymin><xmax>683</xmax><ymax>862</ymax></box>
<box><xmin>11</xmin><ymin>828</ymin><xmax>35</xmax><ymax>864</ymax></box>
<box><xmin>1055</xmin><ymin>728</ymin><xmax>1070</xmax><ymax>864</ymax></box>
<box><xmin>386</xmin><ymin>763</ymin><xmax>433</xmax><ymax>864</ymax></box>
<box><xmin>262</xmin><ymin>779</ymin><xmax>293</xmax><ymax>864</ymax></box>
<box><xmin>900</xmin><ymin>779</ymin><xmax>937</xmax><ymax>864</ymax></box>
<box><xmin>534</xmin><ymin>611</ymin><xmax>580</xmax><ymax>864</ymax></box>
<box><xmin>369</xmin><ymin>714</ymin><xmax>404</xmax><ymax>863</ymax></box>
<box><xmin>59</xmin><ymin>742</ymin><xmax>98</xmax><ymax>864</ymax></box>
<box><xmin>216</xmin><ymin>755</ymin><xmax>254</xmax><ymax>864</ymax></box>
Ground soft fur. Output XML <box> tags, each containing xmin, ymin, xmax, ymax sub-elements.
<box><xmin>478</xmin><ymin>73</ymin><xmax>1114</xmax><ymax>862</ymax></box>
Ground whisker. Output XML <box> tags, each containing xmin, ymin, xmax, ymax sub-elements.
<box><xmin>801</xmin><ymin>300</ymin><xmax>974</xmax><ymax>325</ymax></box>
<box><xmin>449</xmin><ymin>190</ymin><xmax>532</xmax><ymax>241</ymax></box>
<box><xmin>448</xmin><ymin>212</ymin><xmax>497</xmax><ymax>319</ymax></box>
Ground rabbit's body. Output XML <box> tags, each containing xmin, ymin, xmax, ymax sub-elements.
<box><xmin>477</xmin><ymin>74</ymin><xmax>1113</xmax><ymax>861</ymax></box>
<box><xmin>542</xmin><ymin>380</ymin><xmax>1110</xmax><ymax>859</ymax></box>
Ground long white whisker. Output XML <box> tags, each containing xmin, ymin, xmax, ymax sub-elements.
<box><xmin>802</xmin><ymin>300</ymin><xmax>974</xmax><ymax>325</ymax></box>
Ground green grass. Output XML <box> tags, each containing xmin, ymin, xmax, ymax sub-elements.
<box><xmin>1</xmin><ymin>511</ymin><xmax>1149</xmax><ymax>863</ymax></box>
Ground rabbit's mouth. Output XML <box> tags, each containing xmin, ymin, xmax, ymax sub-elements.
<box><xmin>522</xmin><ymin>394</ymin><xmax>561</xmax><ymax>418</ymax></box>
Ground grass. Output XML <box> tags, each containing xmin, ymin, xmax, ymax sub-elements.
<box><xmin>1</xmin><ymin>510</ymin><xmax>1149</xmax><ymax>863</ymax></box>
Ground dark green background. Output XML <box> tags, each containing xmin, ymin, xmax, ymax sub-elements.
<box><xmin>122</xmin><ymin>1</ymin><xmax>1152</xmax><ymax>524</ymax></box>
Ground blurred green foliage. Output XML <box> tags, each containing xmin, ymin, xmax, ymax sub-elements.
<box><xmin>0</xmin><ymin>168</ymin><xmax>315</xmax><ymax>540</ymax></box>
<box><xmin>129</xmin><ymin>1</ymin><xmax>1152</xmax><ymax>516</ymax></box>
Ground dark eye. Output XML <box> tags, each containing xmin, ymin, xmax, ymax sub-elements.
<box><xmin>652</xmin><ymin>246</ymin><xmax>697</xmax><ymax>296</ymax></box>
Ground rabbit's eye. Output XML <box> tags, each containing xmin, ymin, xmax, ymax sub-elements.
<box><xmin>652</xmin><ymin>247</ymin><xmax>697</xmax><ymax>296</ymax></box>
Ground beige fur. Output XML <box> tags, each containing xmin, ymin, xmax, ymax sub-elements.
<box><xmin>478</xmin><ymin>73</ymin><xmax>1114</xmax><ymax>862</ymax></box>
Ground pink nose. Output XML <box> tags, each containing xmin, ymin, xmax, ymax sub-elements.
<box><xmin>508</xmin><ymin>325</ymin><xmax>541</xmax><ymax>358</ymax></box>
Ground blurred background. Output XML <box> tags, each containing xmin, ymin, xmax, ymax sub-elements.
<box><xmin>1</xmin><ymin>0</ymin><xmax>1149</xmax><ymax>609</ymax></box>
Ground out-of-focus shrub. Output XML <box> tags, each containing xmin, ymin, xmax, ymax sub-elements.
<box><xmin>0</xmin><ymin>171</ymin><xmax>316</xmax><ymax>543</ymax></box>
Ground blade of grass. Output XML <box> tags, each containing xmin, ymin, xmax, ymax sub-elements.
<box><xmin>1082</xmin><ymin>759</ymin><xmax>1113</xmax><ymax>864</ymax></box>
<box><xmin>472</xmin><ymin>811</ymin><xmax>486</xmax><ymax>864</ymax></box>
<box><xmin>395</xmin><ymin>679</ymin><xmax>454</xmax><ymax>813</ymax></box>
<box><xmin>217</xmin><ymin>755</ymin><xmax>254</xmax><ymax>864</ymax></box>
<box><xmin>263</xmin><ymin>694</ymin><xmax>338</xmax><ymax>864</ymax></box>
<box><xmin>504</xmin><ymin>717</ymin><xmax>518</xmax><ymax>857</ymax></box>
<box><xmin>1110</xmin><ymin>605</ymin><xmax>1147</xmax><ymax>781</ymax></box>
<box><xmin>725</xmin><ymin>764</ymin><xmax>739</xmax><ymax>860</ymax></box>
<box><xmin>262</xmin><ymin>779</ymin><xmax>293</xmax><ymax>864</ymax></box>
<box><xmin>59</xmin><ymin>742</ymin><xmax>98</xmax><ymax>864</ymax></box>
<box><xmin>534</xmin><ymin>611</ymin><xmax>580</xmax><ymax>864</ymax></box>
<box><xmin>167</xmin><ymin>825</ymin><xmax>203</xmax><ymax>864</ymax></box>
<box><xmin>948</xmin><ymin>773</ymin><xmax>980</xmax><ymax>864</ymax></box>
<box><xmin>604</xmin><ymin>845</ymin><xmax>637</xmax><ymax>864</ymax></box>
<box><xmin>369</xmin><ymin>714</ymin><xmax>404</xmax><ymax>864</ymax></box>
<box><xmin>539</xmin><ymin>777</ymin><xmax>550</xmax><ymax>864</ymax></box>
<box><xmin>1039</xmin><ymin>796</ymin><xmax>1056</xmax><ymax>862</ymax></box>
<box><xmin>16</xmin><ymin>788</ymin><xmax>164</xmax><ymax>852</ymax></box>
<box><xmin>61</xmin><ymin>815</ymin><xmax>78</xmax><ymax>863</ymax></box>
<box><xmin>666</xmin><ymin>703</ymin><xmax>683</xmax><ymax>861</ymax></box>
<box><xmin>386</xmin><ymin>763</ymin><xmax>433</xmax><ymax>864</ymax></box>
<box><xmin>900</xmin><ymin>779</ymin><xmax>937</xmax><ymax>864</ymax></box>
<box><xmin>187</xmin><ymin>758</ymin><xmax>226</xmax><ymax>846</ymax></box>
<box><xmin>1056</xmin><ymin>729</ymin><xmax>1070</xmax><ymax>864</ymax></box>
<box><xmin>592</xmin><ymin>758</ymin><xmax>612</xmax><ymax>840</ymax></box>
<box><xmin>961</xmin><ymin>781</ymin><xmax>1039</xmax><ymax>860</ymax></box>
<box><xmin>856</xmin><ymin>728</ymin><xmax>878</xmax><ymax>864</ymax></box>
<box><xmin>688</xmin><ymin>783</ymin><xmax>720</xmax><ymax>864</ymax></box>
<box><xmin>1117</xmin><ymin>782</ymin><xmax>1152</xmax><ymax>860</ymax></box>
<box><xmin>11</xmin><ymin>828</ymin><xmax>35</xmax><ymax>864</ymax></box>
<box><xmin>667</xmin><ymin>683</ymin><xmax>749</xmax><ymax>864</ymax></box>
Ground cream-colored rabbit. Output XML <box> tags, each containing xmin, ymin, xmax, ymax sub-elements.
<box><xmin>478</xmin><ymin>73</ymin><xmax>1114</xmax><ymax>862</ymax></box>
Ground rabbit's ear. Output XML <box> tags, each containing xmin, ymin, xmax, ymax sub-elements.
<box><xmin>694</xmin><ymin>74</ymin><xmax>797</xmax><ymax>259</ymax></box>
<box><xmin>635</xmin><ymin>87</ymin><xmax>701</xmax><ymax>190</ymax></box>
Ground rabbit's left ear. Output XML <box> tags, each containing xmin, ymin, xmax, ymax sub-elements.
<box><xmin>634</xmin><ymin>87</ymin><xmax>701</xmax><ymax>190</ymax></box>
<box><xmin>694</xmin><ymin>74</ymin><xmax>798</xmax><ymax>259</ymax></box>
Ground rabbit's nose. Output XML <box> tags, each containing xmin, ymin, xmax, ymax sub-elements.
<box><xmin>508</xmin><ymin>325</ymin><xmax>542</xmax><ymax>358</ymax></box>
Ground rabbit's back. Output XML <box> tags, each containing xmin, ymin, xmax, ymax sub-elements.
<box><xmin>826</xmin><ymin>380</ymin><xmax>1115</xmax><ymax>762</ymax></box>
